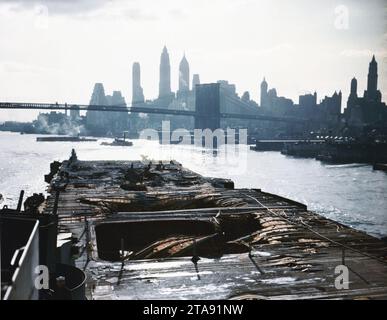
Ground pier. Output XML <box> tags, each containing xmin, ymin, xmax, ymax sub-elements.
<box><xmin>250</xmin><ymin>139</ymin><xmax>324</xmax><ymax>152</ymax></box>
<box><xmin>373</xmin><ymin>163</ymin><xmax>387</xmax><ymax>172</ymax></box>
<box><xmin>251</xmin><ymin>139</ymin><xmax>387</xmax><ymax>164</ymax></box>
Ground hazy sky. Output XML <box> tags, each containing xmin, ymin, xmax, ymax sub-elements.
<box><xmin>0</xmin><ymin>0</ymin><xmax>386</xmax><ymax>121</ymax></box>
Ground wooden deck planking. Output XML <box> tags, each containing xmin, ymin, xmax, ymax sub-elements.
<box><xmin>43</xmin><ymin>157</ymin><xmax>387</xmax><ymax>300</ymax></box>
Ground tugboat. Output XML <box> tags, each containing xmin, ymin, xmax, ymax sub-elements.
<box><xmin>101</xmin><ymin>131</ymin><xmax>133</xmax><ymax>147</ymax></box>
<box><xmin>282</xmin><ymin>140</ymin><xmax>325</xmax><ymax>158</ymax></box>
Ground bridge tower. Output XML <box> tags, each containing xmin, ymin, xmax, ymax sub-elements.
<box><xmin>194</xmin><ymin>83</ymin><xmax>221</xmax><ymax>131</ymax></box>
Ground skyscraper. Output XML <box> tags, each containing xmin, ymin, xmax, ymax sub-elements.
<box><xmin>299</xmin><ymin>92</ymin><xmax>317</xmax><ymax>108</ymax></box>
<box><xmin>267</xmin><ymin>88</ymin><xmax>278</xmax><ymax>108</ymax></box>
<box><xmin>159</xmin><ymin>46</ymin><xmax>172</xmax><ymax>98</ymax></box>
<box><xmin>106</xmin><ymin>91</ymin><xmax>128</xmax><ymax>134</ymax></box>
<box><xmin>321</xmin><ymin>91</ymin><xmax>342</xmax><ymax>116</ymax></box>
<box><xmin>367</xmin><ymin>56</ymin><xmax>378</xmax><ymax>95</ymax></box>
<box><xmin>108</xmin><ymin>91</ymin><xmax>126</xmax><ymax>106</ymax></box>
<box><xmin>344</xmin><ymin>56</ymin><xmax>386</xmax><ymax>127</ymax></box>
<box><xmin>69</xmin><ymin>106</ymin><xmax>80</xmax><ymax>121</ymax></box>
<box><xmin>86</xmin><ymin>83</ymin><xmax>109</xmax><ymax>133</ymax></box>
<box><xmin>132</xmin><ymin>62</ymin><xmax>144</xmax><ymax>105</ymax></box>
<box><xmin>347</xmin><ymin>77</ymin><xmax>358</xmax><ymax>109</ymax></box>
<box><xmin>350</xmin><ymin>77</ymin><xmax>358</xmax><ymax>97</ymax></box>
<box><xmin>260</xmin><ymin>78</ymin><xmax>268</xmax><ymax>107</ymax></box>
<box><xmin>178</xmin><ymin>54</ymin><xmax>190</xmax><ymax>93</ymax></box>
<box><xmin>90</xmin><ymin>83</ymin><xmax>108</xmax><ymax>105</ymax></box>
<box><xmin>365</xmin><ymin>55</ymin><xmax>381</xmax><ymax>102</ymax></box>
<box><xmin>192</xmin><ymin>74</ymin><xmax>200</xmax><ymax>89</ymax></box>
<box><xmin>241</xmin><ymin>91</ymin><xmax>250</xmax><ymax>102</ymax></box>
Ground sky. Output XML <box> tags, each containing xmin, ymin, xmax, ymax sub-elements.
<box><xmin>0</xmin><ymin>0</ymin><xmax>386</xmax><ymax>121</ymax></box>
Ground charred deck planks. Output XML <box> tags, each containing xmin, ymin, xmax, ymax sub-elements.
<box><xmin>43</xmin><ymin>156</ymin><xmax>387</xmax><ymax>300</ymax></box>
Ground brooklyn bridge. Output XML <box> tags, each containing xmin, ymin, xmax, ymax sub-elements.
<box><xmin>0</xmin><ymin>84</ymin><xmax>305</xmax><ymax>131</ymax></box>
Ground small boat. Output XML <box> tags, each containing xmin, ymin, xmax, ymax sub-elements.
<box><xmin>101</xmin><ymin>131</ymin><xmax>133</xmax><ymax>147</ymax></box>
<box><xmin>101</xmin><ymin>138</ymin><xmax>133</xmax><ymax>147</ymax></box>
<box><xmin>36</xmin><ymin>136</ymin><xmax>97</xmax><ymax>142</ymax></box>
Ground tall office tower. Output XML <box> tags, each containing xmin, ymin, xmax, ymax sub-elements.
<box><xmin>347</xmin><ymin>77</ymin><xmax>358</xmax><ymax>109</ymax></box>
<box><xmin>351</xmin><ymin>77</ymin><xmax>358</xmax><ymax>97</ymax></box>
<box><xmin>260</xmin><ymin>78</ymin><xmax>268</xmax><ymax>107</ymax></box>
<box><xmin>159</xmin><ymin>46</ymin><xmax>172</xmax><ymax>98</ymax></box>
<box><xmin>178</xmin><ymin>54</ymin><xmax>190</xmax><ymax>93</ymax></box>
<box><xmin>364</xmin><ymin>55</ymin><xmax>382</xmax><ymax>102</ymax></box>
<box><xmin>367</xmin><ymin>56</ymin><xmax>378</xmax><ymax>99</ymax></box>
<box><xmin>132</xmin><ymin>62</ymin><xmax>145</xmax><ymax>104</ymax></box>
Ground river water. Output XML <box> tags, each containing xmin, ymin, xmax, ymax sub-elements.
<box><xmin>0</xmin><ymin>131</ymin><xmax>386</xmax><ymax>238</ymax></box>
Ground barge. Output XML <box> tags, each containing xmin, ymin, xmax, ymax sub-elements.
<box><xmin>2</xmin><ymin>150</ymin><xmax>387</xmax><ymax>300</ymax></box>
<box><xmin>373</xmin><ymin>163</ymin><xmax>387</xmax><ymax>172</ymax></box>
<box><xmin>36</xmin><ymin>136</ymin><xmax>97</xmax><ymax>142</ymax></box>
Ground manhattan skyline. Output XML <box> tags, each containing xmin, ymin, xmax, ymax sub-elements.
<box><xmin>0</xmin><ymin>0</ymin><xmax>386</xmax><ymax>122</ymax></box>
